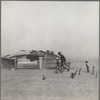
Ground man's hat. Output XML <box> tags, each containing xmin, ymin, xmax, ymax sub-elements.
<box><xmin>58</xmin><ymin>52</ymin><xmax>61</xmax><ymax>55</ymax></box>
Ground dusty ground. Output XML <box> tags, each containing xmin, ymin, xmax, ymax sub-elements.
<box><xmin>1</xmin><ymin>62</ymin><xmax>99</xmax><ymax>100</ymax></box>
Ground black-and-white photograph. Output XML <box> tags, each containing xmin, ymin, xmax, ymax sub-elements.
<box><xmin>1</xmin><ymin>1</ymin><xmax>99</xmax><ymax>100</ymax></box>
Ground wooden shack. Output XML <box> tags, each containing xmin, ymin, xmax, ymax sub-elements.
<box><xmin>2</xmin><ymin>50</ymin><xmax>59</xmax><ymax>69</ymax></box>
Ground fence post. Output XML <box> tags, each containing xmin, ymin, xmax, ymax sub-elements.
<box><xmin>74</xmin><ymin>69</ymin><xmax>78</xmax><ymax>75</ymax></box>
<box><xmin>96</xmin><ymin>72</ymin><xmax>97</xmax><ymax>77</ymax></box>
<box><xmin>78</xmin><ymin>68</ymin><xmax>82</xmax><ymax>75</ymax></box>
<box><xmin>92</xmin><ymin>66</ymin><xmax>95</xmax><ymax>75</ymax></box>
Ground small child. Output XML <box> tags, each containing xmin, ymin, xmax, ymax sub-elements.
<box><xmin>55</xmin><ymin>57</ymin><xmax>63</xmax><ymax>73</ymax></box>
<box><xmin>85</xmin><ymin>61</ymin><xmax>90</xmax><ymax>72</ymax></box>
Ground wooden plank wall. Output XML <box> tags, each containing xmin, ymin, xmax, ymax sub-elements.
<box><xmin>1</xmin><ymin>58</ymin><xmax>15</xmax><ymax>68</ymax></box>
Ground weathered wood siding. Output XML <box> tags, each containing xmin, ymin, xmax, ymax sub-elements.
<box><xmin>46</xmin><ymin>54</ymin><xmax>57</xmax><ymax>69</ymax></box>
<box><xmin>2</xmin><ymin>58</ymin><xmax>15</xmax><ymax>68</ymax></box>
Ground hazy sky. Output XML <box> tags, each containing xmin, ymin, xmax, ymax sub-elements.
<box><xmin>1</xmin><ymin>1</ymin><xmax>99</xmax><ymax>60</ymax></box>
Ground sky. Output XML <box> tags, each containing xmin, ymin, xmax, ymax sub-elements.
<box><xmin>1</xmin><ymin>1</ymin><xmax>99</xmax><ymax>61</ymax></box>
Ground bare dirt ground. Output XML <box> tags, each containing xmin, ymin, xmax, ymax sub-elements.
<box><xmin>1</xmin><ymin>62</ymin><xmax>99</xmax><ymax>100</ymax></box>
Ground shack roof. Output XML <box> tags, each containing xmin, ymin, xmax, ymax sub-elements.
<box><xmin>3</xmin><ymin>50</ymin><xmax>58</xmax><ymax>58</ymax></box>
<box><xmin>3</xmin><ymin>50</ymin><xmax>31</xmax><ymax>58</ymax></box>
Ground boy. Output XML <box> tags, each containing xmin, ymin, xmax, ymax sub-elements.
<box><xmin>85</xmin><ymin>61</ymin><xmax>90</xmax><ymax>72</ymax></box>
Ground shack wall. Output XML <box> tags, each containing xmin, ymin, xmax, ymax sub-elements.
<box><xmin>46</xmin><ymin>54</ymin><xmax>57</xmax><ymax>69</ymax></box>
<box><xmin>2</xmin><ymin>58</ymin><xmax>15</xmax><ymax>68</ymax></box>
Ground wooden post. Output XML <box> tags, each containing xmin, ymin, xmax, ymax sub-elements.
<box><xmin>71</xmin><ymin>73</ymin><xmax>75</xmax><ymax>79</ymax></box>
<box><xmin>42</xmin><ymin>73</ymin><xmax>46</xmax><ymax>80</ymax></box>
<box><xmin>96</xmin><ymin>72</ymin><xmax>97</xmax><ymax>77</ymax></box>
<box><xmin>92</xmin><ymin>66</ymin><xmax>95</xmax><ymax>75</ymax></box>
<box><xmin>78</xmin><ymin>68</ymin><xmax>82</xmax><ymax>75</ymax></box>
<box><xmin>74</xmin><ymin>69</ymin><xmax>78</xmax><ymax>76</ymax></box>
<box><xmin>39</xmin><ymin>57</ymin><xmax>43</xmax><ymax>69</ymax></box>
<box><xmin>43</xmin><ymin>57</ymin><xmax>46</xmax><ymax>69</ymax></box>
<box><xmin>45</xmin><ymin>55</ymin><xmax>47</xmax><ymax>69</ymax></box>
<box><xmin>14</xmin><ymin>58</ymin><xmax>18</xmax><ymax>69</ymax></box>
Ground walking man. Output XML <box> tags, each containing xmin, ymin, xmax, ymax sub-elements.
<box><xmin>58</xmin><ymin>52</ymin><xmax>66</xmax><ymax>71</ymax></box>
